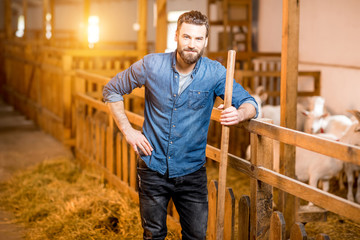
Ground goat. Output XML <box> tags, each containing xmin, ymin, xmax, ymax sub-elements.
<box><xmin>262</xmin><ymin>103</ymin><xmax>307</xmax><ymax>131</ymax></box>
<box><xmin>341</xmin><ymin>110</ymin><xmax>360</xmax><ymax>203</ymax></box>
<box><xmin>303</xmin><ymin>97</ymin><xmax>352</xmax><ymax>140</ymax></box>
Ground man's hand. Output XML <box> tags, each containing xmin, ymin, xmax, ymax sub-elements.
<box><xmin>124</xmin><ymin>128</ymin><xmax>153</xmax><ymax>156</ymax></box>
<box><xmin>218</xmin><ymin>102</ymin><xmax>256</xmax><ymax>126</ymax></box>
<box><xmin>107</xmin><ymin>101</ymin><xmax>153</xmax><ymax>156</ymax></box>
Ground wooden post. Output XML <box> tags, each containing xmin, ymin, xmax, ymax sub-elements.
<box><xmin>238</xmin><ymin>195</ymin><xmax>251</xmax><ymax>240</ymax></box>
<box><xmin>84</xmin><ymin>0</ymin><xmax>90</xmax><ymax>45</ymax></box>
<box><xmin>4</xmin><ymin>0</ymin><xmax>12</xmax><ymax>39</ymax></box>
<box><xmin>250</xmin><ymin>119</ymin><xmax>273</xmax><ymax>240</ymax></box>
<box><xmin>62</xmin><ymin>55</ymin><xmax>73</xmax><ymax>142</ymax></box>
<box><xmin>279</xmin><ymin>0</ymin><xmax>300</xmax><ymax>237</ymax></box>
<box><xmin>207</xmin><ymin>180</ymin><xmax>218</xmax><ymax>240</ymax></box>
<box><xmin>155</xmin><ymin>0</ymin><xmax>167</xmax><ymax>53</ymax></box>
<box><xmin>49</xmin><ymin>0</ymin><xmax>55</xmax><ymax>41</ymax></box>
<box><xmin>42</xmin><ymin>0</ymin><xmax>49</xmax><ymax>41</ymax></box>
<box><xmin>137</xmin><ymin>0</ymin><xmax>147</xmax><ymax>57</ymax></box>
<box><xmin>216</xmin><ymin>50</ymin><xmax>236</xmax><ymax>240</ymax></box>
<box><xmin>222</xmin><ymin>0</ymin><xmax>229</xmax><ymax>51</ymax></box>
<box><xmin>270</xmin><ymin>211</ymin><xmax>286</xmax><ymax>240</ymax></box>
<box><xmin>247</xmin><ymin>0</ymin><xmax>253</xmax><ymax>53</ymax></box>
<box><xmin>22</xmin><ymin>0</ymin><xmax>28</xmax><ymax>39</ymax></box>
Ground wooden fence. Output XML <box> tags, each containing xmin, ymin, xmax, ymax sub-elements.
<box><xmin>2</xmin><ymin>39</ymin><xmax>359</xmax><ymax>239</ymax></box>
<box><xmin>73</xmin><ymin>70</ymin><xmax>360</xmax><ymax>239</ymax></box>
<box><xmin>208</xmin><ymin>65</ymin><xmax>321</xmax><ymax>159</ymax></box>
<box><xmin>2</xmin><ymin>39</ymin><xmax>144</xmax><ymax>144</ymax></box>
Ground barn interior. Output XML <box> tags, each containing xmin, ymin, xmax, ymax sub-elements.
<box><xmin>0</xmin><ymin>0</ymin><xmax>360</xmax><ymax>239</ymax></box>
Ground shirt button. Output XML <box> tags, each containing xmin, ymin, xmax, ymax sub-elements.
<box><xmin>198</xmin><ymin>92</ymin><xmax>200</xmax><ymax>94</ymax></box>
<box><xmin>173</xmin><ymin>94</ymin><xmax>176</xmax><ymax>97</ymax></box>
<box><xmin>170</xmin><ymin>141</ymin><xmax>173</xmax><ymax>144</ymax></box>
<box><xmin>168</xmin><ymin>156</ymin><xmax>171</xmax><ymax>159</ymax></box>
<box><xmin>172</xmin><ymin>125</ymin><xmax>175</xmax><ymax>128</ymax></box>
<box><xmin>174</xmin><ymin>108</ymin><xmax>177</xmax><ymax>111</ymax></box>
<box><xmin>175</xmin><ymin>76</ymin><xmax>178</xmax><ymax>78</ymax></box>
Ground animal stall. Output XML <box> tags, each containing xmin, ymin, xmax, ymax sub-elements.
<box><xmin>1</xmin><ymin>38</ymin><xmax>143</xmax><ymax>145</ymax></box>
<box><xmin>207</xmin><ymin>56</ymin><xmax>321</xmax><ymax>158</ymax></box>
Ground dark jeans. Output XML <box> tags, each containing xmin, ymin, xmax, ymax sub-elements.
<box><xmin>137</xmin><ymin>159</ymin><xmax>208</xmax><ymax>240</ymax></box>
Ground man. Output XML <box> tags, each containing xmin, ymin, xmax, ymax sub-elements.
<box><xmin>103</xmin><ymin>10</ymin><xmax>258</xmax><ymax>240</ymax></box>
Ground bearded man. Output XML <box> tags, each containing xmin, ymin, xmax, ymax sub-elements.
<box><xmin>103</xmin><ymin>10</ymin><xmax>258</xmax><ymax>240</ymax></box>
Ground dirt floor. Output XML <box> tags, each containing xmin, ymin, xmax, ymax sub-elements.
<box><xmin>0</xmin><ymin>98</ymin><xmax>73</xmax><ymax>239</ymax></box>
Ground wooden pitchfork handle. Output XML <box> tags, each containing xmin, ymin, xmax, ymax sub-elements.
<box><xmin>216</xmin><ymin>50</ymin><xmax>236</xmax><ymax>240</ymax></box>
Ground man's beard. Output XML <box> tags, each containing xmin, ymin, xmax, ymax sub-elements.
<box><xmin>177</xmin><ymin>46</ymin><xmax>204</xmax><ymax>65</ymax></box>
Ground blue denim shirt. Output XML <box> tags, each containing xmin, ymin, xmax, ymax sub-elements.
<box><xmin>103</xmin><ymin>51</ymin><xmax>258</xmax><ymax>178</ymax></box>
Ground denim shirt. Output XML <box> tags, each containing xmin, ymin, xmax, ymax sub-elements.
<box><xmin>103</xmin><ymin>51</ymin><xmax>258</xmax><ymax>178</ymax></box>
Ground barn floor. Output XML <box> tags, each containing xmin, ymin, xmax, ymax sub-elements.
<box><xmin>0</xmin><ymin>97</ymin><xmax>73</xmax><ymax>240</ymax></box>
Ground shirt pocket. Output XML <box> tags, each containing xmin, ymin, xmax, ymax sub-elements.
<box><xmin>188</xmin><ymin>90</ymin><xmax>209</xmax><ymax>110</ymax></box>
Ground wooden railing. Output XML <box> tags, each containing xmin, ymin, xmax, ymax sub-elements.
<box><xmin>2</xmin><ymin>39</ymin><xmax>144</xmax><ymax>145</ymax></box>
<box><xmin>2</xmin><ymin>40</ymin><xmax>359</xmax><ymax>238</ymax></box>
<box><xmin>73</xmin><ymin>70</ymin><xmax>360</xmax><ymax>239</ymax></box>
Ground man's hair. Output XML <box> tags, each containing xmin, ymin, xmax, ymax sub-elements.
<box><xmin>176</xmin><ymin>10</ymin><xmax>209</xmax><ymax>37</ymax></box>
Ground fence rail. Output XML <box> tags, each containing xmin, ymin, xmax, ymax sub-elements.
<box><xmin>2</xmin><ymin>39</ymin><xmax>360</xmax><ymax>238</ymax></box>
<box><xmin>71</xmin><ymin>70</ymin><xmax>360</xmax><ymax>239</ymax></box>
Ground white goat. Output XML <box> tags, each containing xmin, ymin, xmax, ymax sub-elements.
<box><xmin>262</xmin><ymin>103</ymin><xmax>307</xmax><ymax>131</ymax></box>
<box><xmin>269</xmin><ymin>133</ymin><xmax>343</xmax><ymax>193</ymax></box>
<box><xmin>295</xmin><ymin>133</ymin><xmax>343</xmax><ymax>194</ymax></box>
<box><xmin>303</xmin><ymin>96</ymin><xmax>352</xmax><ymax>140</ymax></box>
<box><xmin>340</xmin><ymin>110</ymin><xmax>360</xmax><ymax>203</ymax></box>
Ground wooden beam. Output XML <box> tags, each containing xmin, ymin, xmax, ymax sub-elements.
<box><xmin>50</xmin><ymin>0</ymin><xmax>55</xmax><ymax>40</ymax></box>
<box><xmin>250</xmin><ymin>119</ymin><xmax>273</xmax><ymax>240</ymax></box>
<box><xmin>42</xmin><ymin>0</ymin><xmax>49</xmax><ymax>40</ymax></box>
<box><xmin>4</xmin><ymin>0</ymin><xmax>12</xmax><ymax>39</ymax></box>
<box><xmin>155</xmin><ymin>0</ymin><xmax>167</xmax><ymax>53</ymax></box>
<box><xmin>137</xmin><ymin>0</ymin><xmax>147</xmax><ymax>57</ymax></box>
<box><xmin>279</xmin><ymin>0</ymin><xmax>300</xmax><ymax>237</ymax></box>
<box><xmin>83</xmin><ymin>0</ymin><xmax>90</xmax><ymax>44</ymax></box>
<box><xmin>23</xmin><ymin>0</ymin><xmax>28</xmax><ymax>39</ymax></box>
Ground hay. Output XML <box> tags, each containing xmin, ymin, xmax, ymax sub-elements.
<box><xmin>0</xmin><ymin>157</ymin><xmax>180</xmax><ymax>240</ymax></box>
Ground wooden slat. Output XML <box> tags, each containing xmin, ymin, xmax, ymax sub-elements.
<box><xmin>95</xmin><ymin>119</ymin><xmax>101</xmax><ymax>164</ymax></box>
<box><xmin>207</xmin><ymin>180</ymin><xmax>218</xmax><ymax>240</ymax></box>
<box><xmin>269</xmin><ymin>211</ymin><xmax>286</xmax><ymax>240</ymax></box>
<box><xmin>290</xmin><ymin>223</ymin><xmax>307</xmax><ymax>240</ymax></box>
<box><xmin>129</xmin><ymin>149</ymin><xmax>136</xmax><ymax>189</ymax></box>
<box><xmin>121</xmin><ymin>138</ymin><xmax>129</xmax><ymax>183</ymax></box>
<box><xmin>238</xmin><ymin>195</ymin><xmax>250</xmax><ymax>240</ymax></box>
<box><xmin>106</xmin><ymin>125</ymin><xmax>114</xmax><ymax>173</ymax></box>
<box><xmin>224</xmin><ymin>188</ymin><xmax>235</xmax><ymax>240</ymax></box>
<box><xmin>315</xmin><ymin>233</ymin><xmax>330</xmax><ymax>240</ymax></box>
<box><xmin>116</xmin><ymin>132</ymin><xmax>122</xmax><ymax>178</ymax></box>
<box><xmin>85</xmin><ymin>116</ymin><xmax>91</xmax><ymax>158</ymax></box>
<box><xmin>100</xmin><ymin>124</ymin><xmax>106</xmax><ymax>167</ymax></box>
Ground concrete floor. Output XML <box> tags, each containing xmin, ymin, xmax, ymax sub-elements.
<box><xmin>0</xmin><ymin>98</ymin><xmax>73</xmax><ymax>239</ymax></box>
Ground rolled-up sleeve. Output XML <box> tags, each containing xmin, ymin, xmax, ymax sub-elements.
<box><xmin>103</xmin><ymin>58</ymin><xmax>147</xmax><ymax>103</ymax></box>
<box><xmin>214</xmin><ymin>70</ymin><xmax>259</xmax><ymax>119</ymax></box>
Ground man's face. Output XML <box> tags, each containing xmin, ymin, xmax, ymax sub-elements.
<box><xmin>175</xmin><ymin>23</ymin><xmax>208</xmax><ymax>65</ymax></box>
